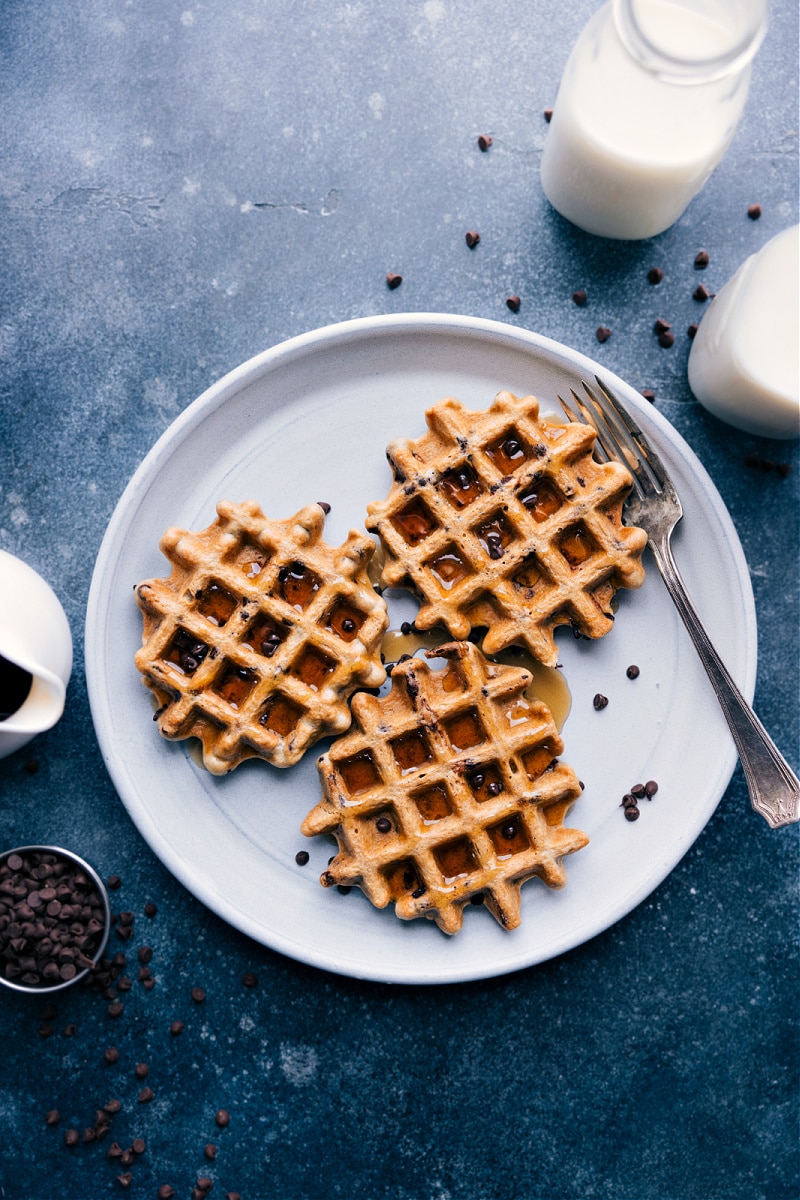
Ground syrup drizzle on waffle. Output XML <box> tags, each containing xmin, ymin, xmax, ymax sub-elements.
<box><xmin>301</xmin><ymin>641</ymin><xmax>587</xmax><ymax>934</ymax></box>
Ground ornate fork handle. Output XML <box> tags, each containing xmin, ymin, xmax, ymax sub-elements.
<box><xmin>650</xmin><ymin>531</ymin><xmax>800</xmax><ymax>828</ymax></box>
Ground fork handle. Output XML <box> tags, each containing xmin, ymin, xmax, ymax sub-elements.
<box><xmin>650</xmin><ymin>536</ymin><xmax>800</xmax><ymax>828</ymax></box>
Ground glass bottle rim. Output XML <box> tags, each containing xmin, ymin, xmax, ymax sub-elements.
<box><xmin>612</xmin><ymin>0</ymin><xmax>768</xmax><ymax>84</ymax></box>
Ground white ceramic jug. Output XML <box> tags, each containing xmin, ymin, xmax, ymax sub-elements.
<box><xmin>0</xmin><ymin>550</ymin><xmax>73</xmax><ymax>760</ymax></box>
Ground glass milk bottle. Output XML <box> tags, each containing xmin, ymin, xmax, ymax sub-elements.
<box><xmin>540</xmin><ymin>0</ymin><xmax>768</xmax><ymax>240</ymax></box>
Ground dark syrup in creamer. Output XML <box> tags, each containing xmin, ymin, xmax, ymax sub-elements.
<box><xmin>0</xmin><ymin>655</ymin><xmax>32</xmax><ymax>721</ymax></box>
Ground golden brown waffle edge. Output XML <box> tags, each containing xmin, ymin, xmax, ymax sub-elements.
<box><xmin>133</xmin><ymin>499</ymin><xmax>389</xmax><ymax>773</ymax></box>
<box><xmin>301</xmin><ymin>640</ymin><xmax>588</xmax><ymax>934</ymax></box>
<box><xmin>365</xmin><ymin>390</ymin><xmax>647</xmax><ymax>667</ymax></box>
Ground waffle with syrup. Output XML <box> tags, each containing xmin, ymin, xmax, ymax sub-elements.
<box><xmin>301</xmin><ymin>640</ymin><xmax>587</xmax><ymax>934</ymax></box>
<box><xmin>134</xmin><ymin>500</ymin><xmax>388</xmax><ymax>773</ymax></box>
<box><xmin>365</xmin><ymin>390</ymin><xmax>647</xmax><ymax>668</ymax></box>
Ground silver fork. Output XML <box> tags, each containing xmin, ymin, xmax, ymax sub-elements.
<box><xmin>559</xmin><ymin>376</ymin><xmax>799</xmax><ymax>829</ymax></box>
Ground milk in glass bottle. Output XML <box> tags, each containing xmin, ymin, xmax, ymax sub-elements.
<box><xmin>540</xmin><ymin>0</ymin><xmax>768</xmax><ymax>240</ymax></box>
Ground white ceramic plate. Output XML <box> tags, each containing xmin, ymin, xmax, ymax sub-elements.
<box><xmin>85</xmin><ymin>314</ymin><xmax>756</xmax><ymax>984</ymax></box>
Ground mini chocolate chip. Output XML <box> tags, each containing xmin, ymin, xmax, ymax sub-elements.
<box><xmin>506</xmin><ymin>295</ymin><xmax>521</xmax><ymax>313</ymax></box>
<box><xmin>501</xmin><ymin>823</ymin><xmax>517</xmax><ymax>839</ymax></box>
<box><xmin>687</xmin><ymin>323</ymin><xmax>699</xmax><ymax>339</ymax></box>
<box><xmin>170</xmin><ymin>1020</ymin><xmax>184</xmax><ymax>1036</ymax></box>
<box><xmin>572</xmin><ymin>289</ymin><xmax>587</xmax><ymax>306</ymax></box>
<box><xmin>62</xmin><ymin>1022</ymin><xmax>77</xmax><ymax>1036</ymax></box>
<box><xmin>104</xmin><ymin>1046</ymin><xmax>120</xmax><ymax>1064</ymax></box>
<box><xmin>626</xmin><ymin>664</ymin><xmax>640</xmax><ymax>679</ymax></box>
<box><xmin>543</xmin><ymin>107</ymin><xmax>553</xmax><ymax>122</ymax></box>
<box><xmin>341</xmin><ymin>617</ymin><xmax>356</xmax><ymax>633</ymax></box>
<box><xmin>137</xmin><ymin>946</ymin><xmax>153</xmax><ymax>964</ymax></box>
<box><xmin>336</xmin><ymin>884</ymin><xmax>351</xmax><ymax>895</ymax></box>
<box><xmin>157</xmin><ymin>1188</ymin><xmax>175</xmax><ymax>1200</ymax></box>
<box><xmin>45</xmin><ymin>1109</ymin><xmax>60</xmax><ymax>1125</ymax></box>
<box><xmin>143</xmin><ymin>902</ymin><xmax>157</xmax><ymax>918</ymax></box>
<box><xmin>215</xmin><ymin>1109</ymin><xmax>231</xmax><ymax>1129</ymax></box>
<box><xmin>593</xmin><ymin>693</ymin><xmax>609</xmax><ymax>710</ymax></box>
<box><xmin>621</xmin><ymin>794</ymin><xmax>638</xmax><ymax>808</ymax></box>
<box><xmin>108</xmin><ymin>1142</ymin><xmax>124</xmax><ymax>1159</ymax></box>
<box><xmin>191</xmin><ymin>986</ymin><xmax>206</xmax><ymax>1003</ymax></box>
<box><xmin>595</xmin><ymin>325</ymin><xmax>612</xmax><ymax>343</ymax></box>
<box><xmin>647</xmin><ymin>267</ymin><xmax>664</xmax><ymax>284</ymax></box>
<box><xmin>107</xmin><ymin>875</ymin><xmax>122</xmax><ymax>891</ymax></box>
<box><xmin>197</xmin><ymin>1179</ymin><xmax>213</xmax><ymax>1195</ymax></box>
<box><xmin>641</xmin><ymin>389</ymin><xmax>656</xmax><ymax>403</ymax></box>
<box><xmin>658</xmin><ymin>331</ymin><xmax>675</xmax><ymax>348</ymax></box>
<box><xmin>205</xmin><ymin>1143</ymin><xmax>218</xmax><ymax>1160</ymax></box>
<box><xmin>477</xmin><ymin>134</ymin><xmax>492</xmax><ymax>151</ymax></box>
<box><xmin>64</xmin><ymin>1128</ymin><xmax>80</xmax><ymax>1147</ymax></box>
<box><xmin>694</xmin><ymin>250</ymin><xmax>710</xmax><ymax>268</ymax></box>
<box><xmin>624</xmin><ymin>805</ymin><xmax>640</xmax><ymax>822</ymax></box>
<box><xmin>294</xmin><ymin>850</ymin><xmax>310</xmax><ymax>866</ymax></box>
<box><xmin>645</xmin><ymin>780</ymin><xmax>659</xmax><ymax>798</ymax></box>
<box><xmin>411</xmin><ymin>886</ymin><xmax>426</xmax><ymax>899</ymax></box>
<box><xmin>117</xmin><ymin>1173</ymin><xmax>134</xmax><ymax>1189</ymax></box>
<box><xmin>654</xmin><ymin>317</ymin><xmax>671</xmax><ymax>334</ymax></box>
<box><xmin>631</xmin><ymin>784</ymin><xmax>646</xmax><ymax>798</ymax></box>
<box><xmin>465</xmin><ymin>230</ymin><xmax>480</xmax><ymax>249</ymax></box>
<box><xmin>134</xmin><ymin>1062</ymin><xmax>149</xmax><ymax>1079</ymax></box>
<box><xmin>693</xmin><ymin>284</ymin><xmax>710</xmax><ymax>302</ymax></box>
<box><xmin>104</xmin><ymin>1099</ymin><xmax>122</xmax><ymax>1115</ymax></box>
<box><xmin>386</xmin><ymin>272</ymin><xmax>403</xmax><ymax>290</ymax></box>
<box><xmin>107</xmin><ymin>1001</ymin><xmax>124</xmax><ymax>1018</ymax></box>
<box><xmin>242</xmin><ymin>972</ymin><xmax>258</xmax><ymax>988</ymax></box>
<box><xmin>487</xmin><ymin>781</ymin><xmax>503</xmax><ymax>796</ymax></box>
<box><xmin>747</xmin><ymin>203</ymin><xmax>762</xmax><ymax>219</ymax></box>
<box><xmin>137</xmin><ymin>1087</ymin><xmax>154</xmax><ymax>1103</ymax></box>
<box><xmin>132</xmin><ymin>1137</ymin><xmax>146</xmax><ymax>1154</ymax></box>
<box><xmin>375</xmin><ymin>816</ymin><xmax>392</xmax><ymax>833</ymax></box>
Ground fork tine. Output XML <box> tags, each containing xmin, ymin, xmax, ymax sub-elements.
<box><xmin>558</xmin><ymin>389</ymin><xmax>611</xmax><ymax>464</ymax></box>
<box><xmin>578</xmin><ymin>379</ymin><xmax>662</xmax><ymax>500</ymax></box>
<box><xmin>591</xmin><ymin>376</ymin><xmax>674</xmax><ymax>491</ymax></box>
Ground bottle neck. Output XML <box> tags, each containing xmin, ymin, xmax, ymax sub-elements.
<box><xmin>612</xmin><ymin>0</ymin><xmax>768</xmax><ymax>84</ymax></box>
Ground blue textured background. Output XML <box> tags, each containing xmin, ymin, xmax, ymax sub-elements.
<box><xmin>1</xmin><ymin>2</ymin><xmax>797</xmax><ymax>1198</ymax></box>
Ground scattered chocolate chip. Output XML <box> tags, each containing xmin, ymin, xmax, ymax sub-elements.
<box><xmin>137</xmin><ymin>946</ymin><xmax>153</xmax><ymax>965</ymax></box>
<box><xmin>543</xmin><ymin>107</ymin><xmax>553</xmax><ymax>122</ymax></box>
<box><xmin>506</xmin><ymin>295</ymin><xmax>521</xmax><ymax>313</ymax></box>
<box><xmin>107</xmin><ymin>875</ymin><xmax>122</xmax><ymax>891</ymax></box>
<box><xmin>62</xmin><ymin>1022</ymin><xmax>77</xmax><ymax>1037</ymax></box>
<box><xmin>143</xmin><ymin>976</ymin><xmax>156</xmax><ymax>991</ymax></box>
<box><xmin>197</xmin><ymin>1179</ymin><xmax>213</xmax><ymax>1195</ymax></box>
<box><xmin>191</xmin><ymin>986</ymin><xmax>206</xmax><ymax>1003</ymax></box>
<box><xmin>477</xmin><ymin>134</ymin><xmax>492</xmax><ymax>151</ymax></box>
<box><xmin>137</xmin><ymin>966</ymin><xmax>151</xmax><ymax>982</ymax></box>
<box><xmin>593</xmin><ymin>693</ymin><xmax>609</xmax><ymax>710</ymax></box>
<box><xmin>215</xmin><ymin>1109</ymin><xmax>231</xmax><ymax>1129</ymax></box>
<box><xmin>745</xmin><ymin>452</ymin><xmax>793</xmax><ymax>476</ymax></box>
<box><xmin>316</xmin><ymin>501</ymin><xmax>331</xmax><ymax>514</ymax></box>
<box><xmin>107</xmin><ymin>1001</ymin><xmax>124</xmax><ymax>1018</ymax></box>
<box><xmin>336</xmin><ymin>884</ymin><xmax>352</xmax><ymax>894</ymax></box>
<box><xmin>170</xmin><ymin>1020</ymin><xmax>184</xmax><ymax>1036</ymax></box>
<box><xmin>104</xmin><ymin>1099</ymin><xmax>122</xmax><ymax>1115</ymax></box>
<box><xmin>572</xmin><ymin>289</ymin><xmax>587</xmax><ymax>306</ymax></box>
<box><xmin>157</xmin><ymin>1187</ymin><xmax>175</xmax><ymax>1200</ymax></box>
<box><xmin>624</xmin><ymin>805</ymin><xmax>640</xmax><ymax>822</ymax></box>
<box><xmin>143</xmin><ymin>902</ymin><xmax>157</xmax><ymax>918</ymax></box>
<box><xmin>631</xmin><ymin>784</ymin><xmax>646</xmax><ymax>798</ymax></box>
<box><xmin>64</xmin><ymin>1128</ymin><xmax>80</xmax><ymax>1147</ymax></box>
<box><xmin>117</xmin><ymin>1173</ymin><xmax>133</xmax><ymax>1189</ymax></box>
<box><xmin>386</xmin><ymin>272</ymin><xmax>402</xmax><ymax>290</ymax></box>
<box><xmin>294</xmin><ymin>850</ymin><xmax>310</xmax><ymax>866</ymax></box>
<box><xmin>45</xmin><ymin>1109</ymin><xmax>60</xmax><ymax>1126</ymax></box>
<box><xmin>375</xmin><ymin>816</ymin><xmax>392</xmax><ymax>833</ymax></box>
<box><xmin>658</xmin><ymin>330</ymin><xmax>675</xmax><ymax>348</ymax></box>
<box><xmin>132</xmin><ymin>1137</ymin><xmax>146</xmax><ymax>1154</ymax></box>
<box><xmin>654</xmin><ymin>317</ymin><xmax>671</xmax><ymax>335</ymax></box>
<box><xmin>641</xmin><ymin>389</ymin><xmax>656</xmax><ymax>403</ymax></box>
<box><xmin>645</xmin><ymin>780</ymin><xmax>659</xmax><ymax>798</ymax></box>
<box><xmin>687</xmin><ymin>323</ymin><xmax>699</xmax><ymax>339</ymax></box>
<box><xmin>465</xmin><ymin>230</ymin><xmax>480</xmax><ymax>249</ymax></box>
<box><xmin>693</xmin><ymin>284</ymin><xmax>710</xmax><ymax>302</ymax></box>
<box><xmin>137</xmin><ymin>1086</ymin><xmax>154</xmax><ymax>1103</ymax></box>
<box><xmin>626</xmin><ymin>664</ymin><xmax>640</xmax><ymax>679</ymax></box>
<box><xmin>747</xmin><ymin>203</ymin><xmax>762</xmax><ymax>219</ymax></box>
<box><xmin>647</xmin><ymin>267</ymin><xmax>664</xmax><ymax>284</ymax></box>
<box><xmin>242</xmin><ymin>971</ymin><xmax>258</xmax><ymax>988</ymax></box>
<box><xmin>23</xmin><ymin>757</ymin><xmax>40</xmax><ymax>774</ymax></box>
<box><xmin>204</xmin><ymin>1143</ymin><xmax>218</xmax><ymax>1160</ymax></box>
<box><xmin>595</xmin><ymin>325</ymin><xmax>612</xmax><ymax>343</ymax></box>
<box><xmin>694</xmin><ymin>250</ymin><xmax>710</xmax><ymax>269</ymax></box>
<box><xmin>108</xmin><ymin>1142</ymin><xmax>124</xmax><ymax>1159</ymax></box>
<box><xmin>134</xmin><ymin>1062</ymin><xmax>149</xmax><ymax>1079</ymax></box>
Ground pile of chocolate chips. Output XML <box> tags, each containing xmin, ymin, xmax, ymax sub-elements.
<box><xmin>0</xmin><ymin>850</ymin><xmax>106</xmax><ymax>987</ymax></box>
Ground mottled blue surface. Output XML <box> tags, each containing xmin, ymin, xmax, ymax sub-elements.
<box><xmin>1</xmin><ymin>2</ymin><xmax>798</xmax><ymax>1198</ymax></box>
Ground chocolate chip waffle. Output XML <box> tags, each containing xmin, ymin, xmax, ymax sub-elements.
<box><xmin>301</xmin><ymin>640</ymin><xmax>587</xmax><ymax>934</ymax></box>
<box><xmin>134</xmin><ymin>500</ymin><xmax>389</xmax><ymax>773</ymax></box>
<box><xmin>365</xmin><ymin>390</ymin><xmax>647</xmax><ymax>667</ymax></box>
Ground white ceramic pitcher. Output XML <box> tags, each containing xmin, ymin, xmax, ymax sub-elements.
<box><xmin>0</xmin><ymin>550</ymin><xmax>73</xmax><ymax>760</ymax></box>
